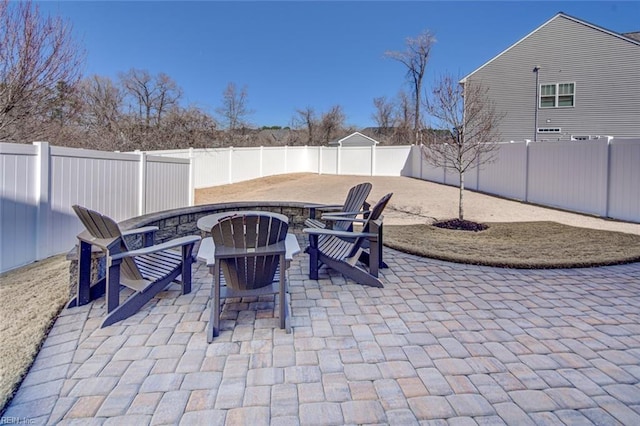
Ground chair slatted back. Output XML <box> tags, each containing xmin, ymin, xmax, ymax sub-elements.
<box><xmin>72</xmin><ymin>205</ymin><xmax>144</xmax><ymax>282</ymax></box>
<box><xmin>211</xmin><ymin>214</ymin><xmax>288</xmax><ymax>290</ymax></box>
<box><xmin>335</xmin><ymin>182</ymin><xmax>372</xmax><ymax>232</ymax></box>
<box><xmin>347</xmin><ymin>193</ymin><xmax>393</xmax><ymax>259</ymax></box>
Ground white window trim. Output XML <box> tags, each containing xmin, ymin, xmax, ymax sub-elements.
<box><xmin>539</xmin><ymin>82</ymin><xmax>575</xmax><ymax>109</ymax></box>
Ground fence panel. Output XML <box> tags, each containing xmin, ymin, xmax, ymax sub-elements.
<box><xmin>262</xmin><ymin>147</ymin><xmax>286</xmax><ymax>177</ymax></box>
<box><xmin>608</xmin><ymin>138</ymin><xmax>640</xmax><ymax>222</ymax></box>
<box><xmin>420</xmin><ymin>158</ymin><xmax>446</xmax><ymax>183</ymax></box>
<box><xmin>476</xmin><ymin>142</ymin><xmax>528</xmax><ymax>200</ymax></box>
<box><xmin>374</xmin><ymin>146</ymin><xmax>413</xmax><ymax>176</ymax></box>
<box><xmin>320</xmin><ymin>147</ymin><xmax>338</xmax><ymax>174</ymax></box>
<box><xmin>339</xmin><ymin>147</ymin><xmax>373</xmax><ymax>175</ymax></box>
<box><xmin>231</xmin><ymin>148</ymin><xmax>261</xmax><ymax>183</ymax></box>
<box><xmin>286</xmin><ymin>146</ymin><xmax>310</xmax><ymax>174</ymax></box>
<box><xmin>527</xmin><ymin>140</ymin><xmax>609</xmax><ymax>216</ymax></box>
<box><xmin>1</xmin><ymin>143</ymin><xmax>192</xmax><ymax>273</ymax></box>
<box><xmin>305</xmin><ymin>146</ymin><xmax>320</xmax><ymax>174</ymax></box>
<box><xmin>0</xmin><ymin>144</ymin><xmax>38</xmax><ymax>272</ymax></box>
<box><xmin>145</xmin><ymin>155</ymin><xmax>190</xmax><ymax>214</ymax></box>
<box><xmin>48</xmin><ymin>147</ymin><xmax>142</xmax><ymax>261</ymax></box>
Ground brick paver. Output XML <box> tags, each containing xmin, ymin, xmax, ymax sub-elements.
<box><xmin>4</xmin><ymin>237</ymin><xmax>640</xmax><ymax>425</ymax></box>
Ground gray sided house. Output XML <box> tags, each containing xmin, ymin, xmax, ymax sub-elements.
<box><xmin>329</xmin><ymin>131</ymin><xmax>380</xmax><ymax>147</ymax></box>
<box><xmin>461</xmin><ymin>13</ymin><xmax>640</xmax><ymax>142</ymax></box>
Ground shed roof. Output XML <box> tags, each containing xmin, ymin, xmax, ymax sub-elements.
<box><xmin>329</xmin><ymin>131</ymin><xmax>380</xmax><ymax>147</ymax></box>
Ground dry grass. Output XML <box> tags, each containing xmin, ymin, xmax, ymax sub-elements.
<box><xmin>385</xmin><ymin>221</ymin><xmax>640</xmax><ymax>268</ymax></box>
<box><xmin>0</xmin><ymin>255</ymin><xmax>69</xmax><ymax>412</ymax></box>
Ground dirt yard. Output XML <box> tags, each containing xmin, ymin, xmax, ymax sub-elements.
<box><xmin>195</xmin><ymin>173</ymin><xmax>640</xmax><ymax>235</ymax></box>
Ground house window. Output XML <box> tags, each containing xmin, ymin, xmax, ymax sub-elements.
<box><xmin>537</xmin><ymin>127</ymin><xmax>561</xmax><ymax>133</ymax></box>
<box><xmin>540</xmin><ymin>83</ymin><xmax>575</xmax><ymax>108</ymax></box>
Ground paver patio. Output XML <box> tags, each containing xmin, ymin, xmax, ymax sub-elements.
<box><xmin>4</xmin><ymin>235</ymin><xmax>640</xmax><ymax>425</ymax></box>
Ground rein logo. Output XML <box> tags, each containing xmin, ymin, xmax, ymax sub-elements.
<box><xmin>0</xmin><ymin>418</ymin><xmax>35</xmax><ymax>425</ymax></box>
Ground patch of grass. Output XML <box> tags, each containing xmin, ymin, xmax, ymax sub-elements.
<box><xmin>385</xmin><ymin>221</ymin><xmax>640</xmax><ymax>268</ymax></box>
<box><xmin>0</xmin><ymin>255</ymin><xmax>69</xmax><ymax>413</ymax></box>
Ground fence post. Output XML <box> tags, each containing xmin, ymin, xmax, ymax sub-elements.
<box><xmin>371</xmin><ymin>145</ymin><xmax>376</xmax><ymax>176</ymax></box>
<box><xmin>34</xmin><ymin>141</ymin><xmax>50</xmax><ymax>261</ymax></box>
<box><xmin>476</xmin><ymin>152</ymin><xmax>481</xmax><ymax>191</ymax></box>
<box><xmin>419</xmin><ymin>144</ymin><xmax>424</xmax><ymax>180</ymax></box>
<box><xmin>228</xmin><ymin>147</ymin><xmax>233</xmax><ymax>184</ymax></box>
<box><xmin>337</xmin><ymin>146</ymin><xmax>341</xmax><ymax>175</ymax></box>
<box><xmin>137</xmin><ymin>150</ymin><xmax>147</xmax><ymax>215</ymax></box>
<box><xmin>284</xmin><ymin>145</ymin><xmax>288</xmax><ymax>174</ymax></box>
<box><xmin>524</xmin><ymin>140</ymin><xmax>530</xmax><ymax>202</ymax></box>
<box><xmin>188</xmin><ymin>147</ymin><xmax>195</xmax><ymax>207</ymax></box>
<box><xmin>605</xmin><ymin>138</ymin><xmax>613</xmax><ymax>218</ymax></box>
<box><xmin>259</xmin><ymin>146</ymin><xmax>264</xmax><ymax>178</ymax></box>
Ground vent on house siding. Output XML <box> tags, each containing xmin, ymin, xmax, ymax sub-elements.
<box><xmin>537</xmin><ymin>127</ymin><xmax>561</xmax><ymax>133</ymax></box>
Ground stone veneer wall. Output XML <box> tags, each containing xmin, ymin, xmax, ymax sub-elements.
<box><xmin>67</xmin><ymin>202</ymin><xmax>313</xmax><ymax>299</ymax></box>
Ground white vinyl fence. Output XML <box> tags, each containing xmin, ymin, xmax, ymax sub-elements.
<box><xmin>411</xmin><ymin>138</ymin><xmax>640</xmax><ymax>223</ymax></box>
<box><xmin>2</xmin><ymin>138</ymin><xmax>639</xmax><ymax>273</ymax></box>
<box><xmin>1</xmin><ymin>142</ymin><xmax>190</xmax><ymax>273</ymax></box>
<box><xmin>148</xmin><ymin>145</ymin><xmax>413</xmax><ymax>189</ymax></box>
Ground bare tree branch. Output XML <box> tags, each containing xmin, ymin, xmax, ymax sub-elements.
<box><xmin>0</xmin><ymin>0</ymin><xmax>84</xmax><ymax>141</ymax></box>
<box><xmin>320</xmin><ymin>105</ymin><xmax>345</xmax><ymax>143</ymax></box>
<box><xmin>216</xmin><ymin>82</ymin><xmax>252</xmax><ymax>133</ymax></box>
<box><xmin>423</xmin><ymin>74</ymin><xmax>504</xmax><ymax>220</ymax></box>
<box><xmin>385</xmin><ymin>30</ymin><xmax>436</xmax><ymax>144</ymax></box>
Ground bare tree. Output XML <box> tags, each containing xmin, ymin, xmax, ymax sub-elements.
<box><xmin>422</xmin><ymin>74</ymin><xmax>503</xmax><ymax>220</ymax></box>
<box><xmin>0</xmin><ymin>0</ymin><xmax>84</xmax><ymax>141</ymax></box>
<box><xmin>294</xmin><ymin>107</ymin><xmax>317</xmax><ymax>144</ymax></box>
<box><xmin>159</xmin><ymin>106</ymin><xmax>218</xmax><ymax>148</ymax></box>
<box><xmin>120</xmin><ymin>69</ymin><xmax>182</xmax><ymax>128</ymax></box>
<box><xmin>79</xmin><ymin>75</ymin><xmax>123</xmax><ymax>138</ymax></box>
<box><xmin>385</xmin><ymin>30</ymin><xmax>436</xmax><ymax>144</ymax></box>
<box><xmin>216</xmin><ymin>82</ymin><xmax>252</xmax><ymax>133</ymax></box>
<box><xmin>392</xmin><ymin>91</ymin><xmax>414</xmax><ymax>144</ymax></box>
<box><xmin>372</xmin><ymin>96</ymin><xmax>394</xmax><ymax>129</ymax></box>
<box><xmin>319</xmin><ymin>105</ymin><xmax>346</xmax><ymax>143</ymax></box>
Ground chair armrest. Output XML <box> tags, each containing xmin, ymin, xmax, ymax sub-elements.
<box><xmin>303</xmin><ymin>228</ymin><xmax>377</xmax><ymax>239</ymax></box>
<box><xmin>111</xmin><ymin>235</ymin><xmax>201</xmax><ymax>260</ymax></box>
<box><xmin>121</xmin><ymin>226</ymin><xmax>159</xmax><ymax>237</ymax></box>
<box><xmin>77</xmin><ymin>230</ymin><xmax>118</xmax><ymax>251</ymax></box>
<box><xmin>304</xmin><ymin>203</ymin><xmax>343</xmax><ymax>210</ymax></box>
<box><xmin>321</xmin><ymin>211</ymin><xmax>370</xmax><ymax>223</ymax></box>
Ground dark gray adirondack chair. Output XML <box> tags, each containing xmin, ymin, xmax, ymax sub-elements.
<box><xmin>304</xmin><ymin>193</ymin><xmax>393</xmax><ymax>288</ymax></box>
<box><xmin>304</xmin><ymin>182</ymin><xmax>372</xmax><ymax>232</ymax></box>
<box><xmin>70</xmin><ymin>205</ymin><xmax>200</xmax><ymax>328</ymax></box>
<box><xmin>207</xmin><ymin>214</ymin><xmax>290</xmax><ymax>342</ymax></box>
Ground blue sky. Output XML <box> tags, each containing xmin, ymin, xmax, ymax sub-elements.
<box><xmin>38</xmin><ymin>1</ymin><xmax>640</xmax><ymax>129</ymax></box>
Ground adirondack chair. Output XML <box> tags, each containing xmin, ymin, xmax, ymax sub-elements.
<box><xmin>304</xmin><ymin>182</ymin><xmax>372</xmax><ymax>232</ymax></box>
<box><xmin>304</xmin><ymin>193</ymin><xmax>393</xmax><ymax>288</ymax></box>
<box><xmin>204</xmin><ymin>213</ymin><xmax>292</xmax><ymax>342</ymax></box>
<box><xmin>69</xmin><ymin>205</ymin><xmax>201</xmax><ymax>328</ymax></box>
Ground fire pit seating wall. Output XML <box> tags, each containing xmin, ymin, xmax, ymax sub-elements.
<box><xmin>66</xmin><ymin>202</ymin><xmax>312</xmax><ymax>299</ymax></box>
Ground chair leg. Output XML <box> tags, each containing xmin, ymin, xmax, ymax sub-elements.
<box><xmin>208</xmin><ymin>263</ymin><xmax>221</xmax><ymax>343</ymax></box>
<box><xmin>308</xmin><ymin>234</ymin><xmax>320</xmax><ymax>280</ymax></box>
<box><xmin>370</xmin><ymin>238</ymin><xmax>379</xmax><ymax>278</ymax></box>
<box><xmin>77</xmin><ymin>241</ymin><xmax>92</xmax><ymax>306</ymax></box>
<box><xmin>181</xmin><ymin>243</ymin><xmax>194</xmax><ymax>295</ymax></box>
<box><xmin>106</xmin><ymin>258</ymin><xmax>122</xmax><ymax>314</ymax></box>
<box><xmin>278</xmin><ymin>255</ymin><xmax>290</xmax><ymax>332</ymax></box>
